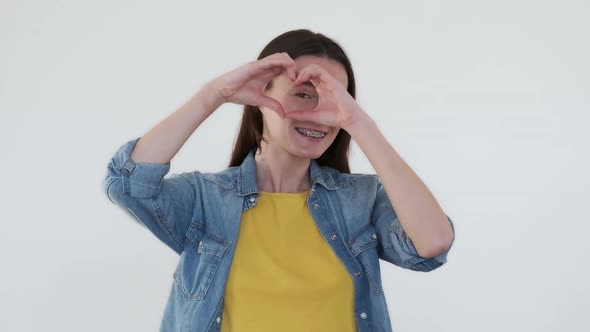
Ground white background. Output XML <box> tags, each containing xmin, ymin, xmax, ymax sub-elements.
<box><xmin>1</xmin><ymin>0</ymin><xmax>588</xmax><ymax>331</ymax></box>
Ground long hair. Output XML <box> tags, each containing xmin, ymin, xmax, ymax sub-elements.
<box><xmin>228</xmin><ymin>29</ymin><xmax>356</xmax><ymax>173</ymax></box>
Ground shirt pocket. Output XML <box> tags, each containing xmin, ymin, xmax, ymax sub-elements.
<box><xmin>173</xmin><ymin>221</ymin><xmax>229</xmax><ymax>301</ymax></box>
<box><xmin>349</xmin><ymin>224</ymin><xmax>384</xmax><ymax>296</ymax></box>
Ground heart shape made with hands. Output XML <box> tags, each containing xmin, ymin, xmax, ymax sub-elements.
<box><xmin>281</xmin><ymin>65</ymin><xmax>346</xmax><ymax>128</ymax></box>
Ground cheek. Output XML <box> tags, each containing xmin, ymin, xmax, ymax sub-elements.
<box><xmin>327</xmin><ymin>129</ymin><xmax>340</xmax><ymax>141</ymax></box>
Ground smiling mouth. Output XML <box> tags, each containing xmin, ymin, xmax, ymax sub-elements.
<box><xmin>295</xmin><ymin>127</ymin><xmax>327</xmax><ymax>138</ymax></box>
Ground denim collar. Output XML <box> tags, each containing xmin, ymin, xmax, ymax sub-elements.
<box><xmin>237</xmin><ymin>147</ymin><xmax>337</xmax><ymax>196</ymax></box>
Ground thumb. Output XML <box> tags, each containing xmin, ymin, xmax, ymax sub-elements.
<box><xmin>259</xmin><ymin>97</ymin><xmax>285</xmax><ymax>118</ymax></box>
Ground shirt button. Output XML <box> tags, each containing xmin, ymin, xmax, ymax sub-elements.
<box><xmin>360</xmin><ymin>312</ymin><xmax>367</xmax><ymax>319</ymax></box>
<box><xmin>249</xmin><ymin>197</ymin><xmax>255</xmax><ymax>202</ymax></box>
<box><xmin>313</xmin><ymin>203</ymin><xmax>320</xmax><ymax>209</ymax></box>
<box><xmin>372</xmin><ymin>233</ymin><xmax>377</xmax><ymax>239</ymax></box>
<box><xmin>331</xmin><ymin>234</ymin><xmax>337</xmax><ymax>240</ymax></box>
<box><xmin>311</xmin><ymin>187</ymin><xmax>316</xmax><ymax>192</ymax></box>
<box><xmin>121</xmin><ymin>159</ymin><xmax>136</xmax><ymax>176</ymax></box>
<box><xmin>216</xmin><ymin>317</ymin><xmax>221</xmax><ymax>323</ymax></box>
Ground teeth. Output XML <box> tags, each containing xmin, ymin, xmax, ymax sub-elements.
<box><xmin>296</xmin><ymin>127</ymin><xmax>326</xmax><ymax>138</ymax></box>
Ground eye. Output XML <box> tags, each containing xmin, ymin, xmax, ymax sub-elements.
<box><xmin>295</xmin><ymin>92</ymin><xmax>312</xmax><ymax>99</ymax></box>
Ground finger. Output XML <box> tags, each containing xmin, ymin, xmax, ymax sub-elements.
<box><xmin>286</xmin><ymin>66</ymin><xmax>296</xmax><ymax>81</ymax></box>
<box><xmin>255</xmin><ymin>68</ymin><xmax>280</xmax><ymax>83</ymax></box>
<box><xmin>282</xmin><ymin>56</ymin><xmax>297</xmax><ymax>81</ymax></box>
<box><xmin>254</xmin><ymin>59</ymin><xmax>287</xmax><ymax>73</ymax></box>
<box><xmin>295</xmin><ymin>64</ymin><xmax>319</xmax><ymax>80</ymax></box>
<box><xmin>297</xmin><ymin>64</ymin><xmax>338</xmax><ymax>87</ymax></box>
<box><xmin>258</xmin><ymin>96</ymin><xmax>286</xmax><ymax>118</ymax></box>
<box><xmin>256</xmin><ymin>54</ymin><xmax>296</xmax><ymax>79</ymax></box>
<box><xmin>295</xmin><ymin>69</ymin><xmax>322</xmax><ymax>86</ymax></box>
<box><xmin>276</xmin><ymin>52</ymin><xmax>297</xmax><ymax>81</ymax></box>
<box><xmin>270</xmin><ymin>65</ymin><xmax>288</xmax><ymax>79</ymax></box>
<box><xmin>253</xmin><ymin>66</ymin><xmax>285</xmax><ymax>89</ymax></box>
<box><xmin>281</xmin><ymin>52</ymin><xmax>297</xmax><ymax>80</ymax></box>
<box><xmin>252</xmin><ymin>62</ymin><xmax>293</xmax><ymax>84</ymax></box>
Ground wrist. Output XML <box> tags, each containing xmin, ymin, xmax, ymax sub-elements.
<box><xmin>342</xmin><ymin>110</ymin><xmax>375</xmax><ymax>136</ymax></box>
<box><xmin>198</xmin><ymin>81</ymin><xmax>226</xmax><ymax>111</ymax></box>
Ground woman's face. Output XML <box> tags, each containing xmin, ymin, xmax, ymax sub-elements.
<box><xmin>260</xmin><ymin>55</ymin><xmax>349</xmax><ymax>160</ymax></box>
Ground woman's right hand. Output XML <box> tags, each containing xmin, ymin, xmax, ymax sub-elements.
<box><xmin>206</xmin><ymin>52</ymin><xmax>297</xmax><ymax>118</ymax></box>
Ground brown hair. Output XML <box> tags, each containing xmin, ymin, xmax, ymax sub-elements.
<box><xmin>228</xmin><ymin>29</ymin><xmax>356</xmax><ymax>173</ymax></box>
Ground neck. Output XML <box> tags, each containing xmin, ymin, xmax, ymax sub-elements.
<box><xmin>254</xmin><ymin>143</ymin><xmax>312</xmax><ymax>193</ymax></box>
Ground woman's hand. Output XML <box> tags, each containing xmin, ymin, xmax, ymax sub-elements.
<box><xmin>207</xmin><ymin>52</ymin><xmax>297</xmax><ymax>118</ymax></box>
<box><xmin>284</xmin><ymin>64</ymin><xmax>365</xmax><ymax>130</ymax></box>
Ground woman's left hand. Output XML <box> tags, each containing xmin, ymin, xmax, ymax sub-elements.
<box><xmin>284</xmin><ymin>64</ymin><xmax>366</xmax><ymax>130</ymax></box>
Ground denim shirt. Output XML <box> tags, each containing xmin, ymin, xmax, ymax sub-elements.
<box><xmin>103</xmin><ymin>137</ymin><xmax>455</xmax><ymax>332</ymax></box>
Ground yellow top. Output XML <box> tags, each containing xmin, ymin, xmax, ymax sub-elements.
<box><xmin>220</xmin><ymin>189</ymin><xmax>356</xmax><ymax>332</ymax></box>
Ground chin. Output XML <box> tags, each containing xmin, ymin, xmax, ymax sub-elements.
<box><xmin>288</xmin><ymin>145</ymin><xmax>328</xmax><ymax>160</ymax></box>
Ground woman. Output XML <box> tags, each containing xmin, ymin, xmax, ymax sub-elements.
<box><xmin>104</xmin><ymin>28</ymin><xmax>455</xmax><ymax>332</ymax></box>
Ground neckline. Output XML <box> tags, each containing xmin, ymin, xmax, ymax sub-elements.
<box><xmin>258</xmin><ymin>189</ymin><xmax>311</xmax><ymax>197</ymax></box>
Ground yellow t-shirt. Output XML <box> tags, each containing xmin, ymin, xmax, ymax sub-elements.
<box><xmin>220</xmin><ymin>189</ymin><xmax>356</xmax><ymax>332</ymax></box>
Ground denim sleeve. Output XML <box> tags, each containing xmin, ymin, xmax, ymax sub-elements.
<box><xmin>102</xmin><ymin>137</ymin><xmax>196</xmax><ymax>255</ymax></box>
<box><xmin>370</xmin><ymin>175</ymin><xmax>455</xmax><ymax>272</ymax></box>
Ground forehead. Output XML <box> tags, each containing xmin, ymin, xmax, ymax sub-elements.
<box><xmin>292</xmin><ymin>55</ymin><xmax>349</xmax><ymax>89</ymax></box>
